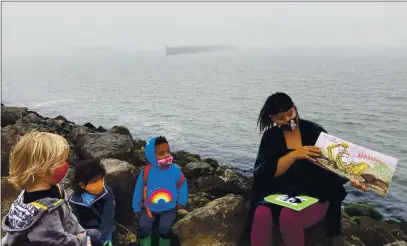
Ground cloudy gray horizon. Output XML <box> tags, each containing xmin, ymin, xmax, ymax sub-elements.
<box><xmin>3</xmin><ymin>2</ymin><xmax>407</xmax><ymax>54</ymax></box>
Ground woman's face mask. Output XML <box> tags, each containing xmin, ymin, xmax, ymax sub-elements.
<box><xmin>278</xmin><ymin>113</ymin><xmax>299</xmax><ymax>131</ymax></box>
<box><xmin>270</xmin><ymin>107</ymin><xmax>299</xmax><ymax>131</ymax></box>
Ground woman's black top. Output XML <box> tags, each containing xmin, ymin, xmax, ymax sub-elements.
<box><xmin>245</xmin><ymin>118</ymin><xmax>348</xmax><ymax>240</ymax></box>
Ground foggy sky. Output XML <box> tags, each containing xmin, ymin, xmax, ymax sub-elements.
<box><xmin>3</xmin><ymin>2</ymin><xmax>407</xmax><ymax>54</ymax></box>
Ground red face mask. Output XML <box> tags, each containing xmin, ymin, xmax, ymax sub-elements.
<box><xmin>53</xmin><ymin>162</ymin><xmax>69</xmax><ymax>184</ymax></box>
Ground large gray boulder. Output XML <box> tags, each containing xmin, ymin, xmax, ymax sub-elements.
<box><xmin>1</xmin><ymin>106</ymin><xmax>28</xmax><ymax>127</ymax></box>
<box><xmin>183</xmin><ymin>162</ymin><xmax>215</xmax><ymax>179</ymax></box>
<box><xmin>101</xmin><ymin>158</ymin><xmax>140</xmax><ymax>225</ymax></box>
<box><xmin>192</xmin><ymin>166</ymin><xmax>252</xmax><ymax>198</ymax></box>
<box><xmin>75</xmin><ymin>126</ymin><xmax>135</xmax><ymax>163</ymax></box>
<box><xmin>173</xmin><ymin>194</ymin><xmax>249</xmax><ymax>246</ymax></box>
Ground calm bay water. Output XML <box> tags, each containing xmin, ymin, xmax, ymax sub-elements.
<box><xmin>3</xmin><ymin>47</ymin><xmax>407</xmax><ymax>221</ymax></box>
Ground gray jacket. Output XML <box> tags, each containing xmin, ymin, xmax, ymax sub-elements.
<box><xmin>1</xmin><ymin>185</ymin><xmax>90</xmax><ymax>246</ymax></box>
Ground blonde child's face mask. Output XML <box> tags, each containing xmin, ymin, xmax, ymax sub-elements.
<box><xmin>85</xmin><ymin>178</ymin><xmax>104</xmax><ymax>195</ymax></box>
<box><xmin>52</xmin><ymin>161</ymin><xmax>69</xmax><ymax>184</ymax></box>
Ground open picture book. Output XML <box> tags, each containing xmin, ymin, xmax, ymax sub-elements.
<box><xmin>312</xmin><ymin>132</ymin><xmax>399</xmax><ymax>196</ymax></box>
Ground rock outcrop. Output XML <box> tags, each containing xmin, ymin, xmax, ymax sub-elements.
<box><xmin>75</xmin><ymin>128</ymin><xmax>135</xmax><ymax>163</ymax></box>
<box><xmin>1</xmin><ymin>105</ymin><xmax>406</xmax><ymax>246</ymax></box>
<box><xmin>101</xmin><ymin>159</ymin><xmax>141</xmax><ymax>225</ymax></box>
<box><xmin>1</xmin><ymin>106</ymin><xmax>28</xmax><ymax>127</ymax></box>
<box><xmin>173</xmin><ymin>194</ymin><xmax>249</xmax><ymax>246</ymax></box>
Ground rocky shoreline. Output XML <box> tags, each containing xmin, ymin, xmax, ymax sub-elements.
<box><xmin>1</xmin><ymin>104</ymin><xmax>407</xmax><ymax>246</ymax></box>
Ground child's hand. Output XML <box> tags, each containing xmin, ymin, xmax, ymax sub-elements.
<box><xmin>77</xmin><ymin>232</ymin><xmax>91</xmax><ymax>246</ymax></box>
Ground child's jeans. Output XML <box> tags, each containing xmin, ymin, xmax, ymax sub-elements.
<box><xmin>105</xmin><ymin>231</ymin><xmax>113</xmax><ymax>243</ymax></box>
<box><xmin>104</xmin><ymin>225</ymin><xmax>115</xmax><ymax>244</ymax></box>
<box><xmin>138</xmin><ymin>208</ymin><xmax>177</xmax><ymax>238</ymax></box>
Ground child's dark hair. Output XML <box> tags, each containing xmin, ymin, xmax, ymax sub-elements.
<box><xmin>155</xmin><ymin>136</ymin><xmax>168</xmax><ymax>146</ymax></box>
<box><xmin>72</xmin><ymin>158</ymin><xmax>106</xmax><ymax>194</ymax></box>
<box><xmin>257</xmin><ymin>92</ymin><xmax>296</xmax><ymax>133</ymax></box>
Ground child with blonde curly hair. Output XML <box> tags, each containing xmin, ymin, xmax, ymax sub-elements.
<box><xmin>1</xmin><ymin>131</ymin><xmax>98</xmax><ymax>246</ymax></box>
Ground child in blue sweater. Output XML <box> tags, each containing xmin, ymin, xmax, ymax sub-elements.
<box><xmin>132</xmin><ymin>136</ymin><xmax>188</xmax><ymax>246</ymax></box>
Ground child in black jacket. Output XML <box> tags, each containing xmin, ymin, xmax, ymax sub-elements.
<box><xmin>69</xmin><ymin>159</ymin><xmax>116</xmax><ymax>246</ymax></box>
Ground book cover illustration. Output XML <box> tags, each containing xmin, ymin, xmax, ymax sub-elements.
<box><xmin>313</xmin><ymin>132</ymin><xmax>399</xmax><ymax>196</ymax></box>
<box><xmin>263</xmin><ymin>194</ymin><xmax>319</xmax><ymax>211</ymax></box>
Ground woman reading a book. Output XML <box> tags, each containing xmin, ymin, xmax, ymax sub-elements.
<box><xmin>245</xmin><ymin>92</ymin><xmax>366</xmax><ymax>246</ymax></box>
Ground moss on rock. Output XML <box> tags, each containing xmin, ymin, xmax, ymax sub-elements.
<box><xmin>344</xmin><ymin>202</ymin><xmax>384</xmax><ymax>221</ymax></box>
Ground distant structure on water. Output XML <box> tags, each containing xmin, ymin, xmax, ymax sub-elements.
<box><xmin>165</xmin><ymin>45</ymin><xmax>236</xmax><ymax>55</ymax></box>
